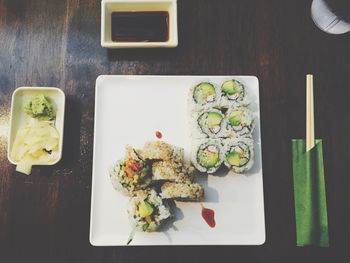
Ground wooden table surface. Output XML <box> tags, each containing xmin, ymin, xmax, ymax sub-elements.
<box><xmin>1</xmin><ymin>0</ymin><xmax>350</xmax><ymax>262</ymax></box>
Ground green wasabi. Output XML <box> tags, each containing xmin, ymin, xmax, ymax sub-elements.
<box><xmin>24</xmin><ymin>94</ymin><xmax>55</xmax><ymax>120</ymax></box>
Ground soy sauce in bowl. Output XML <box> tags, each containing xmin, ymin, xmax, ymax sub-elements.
<box><xmin>111</xmin><ymin>11</ymin><xmax>169</xmax><ymax>42</ymax></box>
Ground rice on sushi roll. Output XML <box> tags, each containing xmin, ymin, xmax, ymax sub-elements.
<box><xmin>191</xmin><ymin>139</ymin><xmax>224</xmax><ymax>173</ymax></box>
<box><xmin>223</xmin><ymin>138</ymin><xmax>254</xmax><ymax>173</ymax></box>
<box><xmin>191</xmin><ymin>108</ymin><xmax>227</xmax><ymax>139</ymax></box>
<box><xmin>152</xmin><ymin>159</ymin><xmax>193</xmax><ymax>183</ymax></box>
<box><xmin>128</xmin><ymin>189</ymin><xmax>171</xmax><ymax>232</ymax></box>
<box><xmin>188</xmin><ymin>82</ymin><xmax>220</xmax><ymax>110</ymax></box>
<box><xmin>161</xmin><ymin>182</ymin><xmax>204</xmax><ymax>201</ymax></box>
<box><xmin>142</xmin><ymin>141</ymin><xmax>183</xmax><ymax>161</ymax></box>
<box><xmin>220</xmin><ymin>79</ymin><xmax>249</xmax><ymax>108</ymax></box>
<box><xmin>109</xmin><ymin>146</ymin><xmax>152</xmax><ymax>196</ymax></box>
<box><xmin>226</xmin><ymin>107</ymin><xmax>255</xmax><ymax>137</ymax></box>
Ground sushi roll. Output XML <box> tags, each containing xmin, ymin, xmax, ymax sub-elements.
<box><xmin>220</xmin><ymin>79</ymin><xmax>249</xmax><ymax>108</ymax></box>
<box><xmin>109</xmin><ymin>146</ymin><xmax>152</xmax><ymax>196</ymax></box>
<box><xmin>223</xmin><ymin>138</ymin><xmax>254</xmax><ymax>173</ymax></box>
<box><xmin>226</xmin><ymin>107</ymin><xmax>255</xmax><ymax>137</ymax></box>
<box><xmin>188</xmin><ymin>82</ymin><xmax>220</xmax><ymax>110</ymax></box>
<box><xmin>191</xmin><ymin>139</ymin><xmax>224</xmax><ymax>173</ymax></box>
<box><xmin>152</xmin><ymin>159</ymin><xmax>193</xmax><ymax>183</ymax></box>
<box><xmin>191</xmin><ymin>108</ymin><xmax>227</xmax><ymax>139</ymax></box>
<box><xmin>142</xmin><ymin>141</ymin><xmax>183</xmax><ymax>161</ymax></box>
<box><xmin>161</xmin><ymin>182</ymin><xmax>204</xmax><ymax>201</ymax></box>
<box><xmin>128</xmin><ymin>189</ymin><xmax>171</xmax><ymax>232</ymax></box>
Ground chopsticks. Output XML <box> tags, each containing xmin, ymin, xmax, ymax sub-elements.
<box><xmin>306</xmin><ymin>74</ymin><xmax>315</xmax><ymax>151</ymax></box>
<box><xmin>292</xmin><ymin>74</ymin><xmax>330</xmax><ymax>247</ymax></box>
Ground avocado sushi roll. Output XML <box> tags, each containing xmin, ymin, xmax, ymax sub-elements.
<box><xmin>220</xmin><ymin>79</ymin><xmax>248</xmax><ymax>108</ymax></box>
<box><xmin>191</xmin><ymin>139</ymin><xmax>224</xmax><ymax>173</ymax></box>
<box><xmin>191</xmin><ymin>108</ymin><xmax>227</xmax><ymax>139</ymax></box>
<box><xmin>128</xmin><ymin>189</ymin><xmax>171</xmax><ymax>232</ymax></box>
<box><xmin>189</xmin><ymin>82</ymin><xmax>219</xmax><ymax>110</ymax></box>
<box><xmin>226</xmin><ymin>107</ymin><xmax>255</xmax><ymax>137</ymax></box>
<box><xmin>223</xmin><ymin>138</ymin><xmax>254</xmax><ymax>173</ymax></box>
<box><xmin>109</xmin><ymin>146</ymin><xmax>152</xmax><ymax>196</ymax></box>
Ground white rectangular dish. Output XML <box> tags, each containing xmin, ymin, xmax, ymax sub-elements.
<box><xmin>8</xmin><ymin>87</ymin><xmax>65</xmax><ymax>166</ymax></box>
<box><xmin>90</xmin><ymin>75</ymin><xmax>265</xmax><ymax>246</ymax></box>
<box><xmin>101</xmin><ymin>0</ymin><xmax>178</xmax><ymax>48</ymax></box>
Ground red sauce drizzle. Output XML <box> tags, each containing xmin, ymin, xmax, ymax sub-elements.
<box><xmin>201</xmin><ymin>204</ymin><xmax>216</xmax><ymax>228</ymax></box>
<box><xmin>155</xmin><ymin>131</ymin><xmax>162</xmax><ymax>139</ymax></box>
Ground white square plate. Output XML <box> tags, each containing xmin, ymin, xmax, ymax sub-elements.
<box><xmin>90</xmin><ymin>75</ymin><xmax>265</xmax><ymax>246</ymax></box>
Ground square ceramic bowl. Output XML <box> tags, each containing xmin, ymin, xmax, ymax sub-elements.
<box><xmin>101</xmin><ymin>0</ymin><xmax>178</xmax><ymax>48</ymax></box>
<box><xmin>8</xmin><ymin>87</ymin><xmax>65</xmax><ymax>166</ymax></box>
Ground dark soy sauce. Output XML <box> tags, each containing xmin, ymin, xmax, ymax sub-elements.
<box><xmin>111</xmin><ymin>11</ymin><xmax>169</xmax><ymax>42</ymax></box>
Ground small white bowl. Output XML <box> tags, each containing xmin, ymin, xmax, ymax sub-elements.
<box><xmin>7</xmin><ymin>87</ymin><xmax>65</xmax><ymax>167</ymax></box>
<box><xmin>101</xmin><ymin>0</ymin><xmax>178</xmax><ymax>48</ymax></box>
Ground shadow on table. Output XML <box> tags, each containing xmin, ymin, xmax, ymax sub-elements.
<box><xmin>106</xmin><ymin>48</ymin><xmax>179</xmax><ymax>62</ymax></box>
<box><xmin>58</xmin><ymin>96</ymin><xmax>82</xmax><ymax>168</ymax></box>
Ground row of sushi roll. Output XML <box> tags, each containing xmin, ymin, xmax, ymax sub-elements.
<box><xmin>190</xmin><ymin>106</ymin><xmax>255</xmax><ymax>139</ymax></box>
<box><xmin>191</xmin><ymin>138</ymin><xmax>254</xmax><ymax>174</ymax></box>
<box><xmin>188</xmin><ymin>79</ymin><xmax>249</xmax><ymax>111</ymax></box>
<box><xmin>109</xmin><ymin>141</ymin><xmax>204</xmax><ymax>233</ymax></box>
<box><xmin>188</xmin><ymin>79</ymin><xmax>255</xmax><ymax>174</ymax></box>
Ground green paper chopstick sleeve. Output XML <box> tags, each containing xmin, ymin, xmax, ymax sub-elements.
<box><xmin>292</xmin><ymin>139</ymin><xmax>329</xmax><ymax>247</ymax></box>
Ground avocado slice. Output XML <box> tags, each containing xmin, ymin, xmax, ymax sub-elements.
<box><xmin>207</xmin><ymin>112</ymin><xmax>223</xmax><ymax>128</ymax></box>
<box><xmin>228</xmin><ymin>110</ymin><xmax>243</xmax><ymax>126</ymax></box>
<box><xmin>221</xmin><ymin>80</ymin><xmax>242</xmax><ymax>95</ymax></box>
<box><xmin>194</xmin><ymin>83</ymin><xmax>215</xmax><ymax>103</ymax></box>
<box><xmin>226</xmin><ymin>151</ymin><xmax>241</xmax><ymax>166</ymax></box>
<box><xmin>138</xmin><ymin>200</ymin><xmax>154</xmax><ymax>218</ymax></box>
<box><xmin>198</xmin><ymin>148</ymin><xmax>219</xmax><ymax>168</ymax></box>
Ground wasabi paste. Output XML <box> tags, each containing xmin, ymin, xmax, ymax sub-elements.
<box><xmin>24</xmin><ymin>94</ymin><xmax>55</xmax><ymax>120</ymax></box>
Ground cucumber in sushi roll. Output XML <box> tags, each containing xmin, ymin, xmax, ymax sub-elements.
<box><xmin>191</xmin><ymin>109</ymin><xmax>226</xmax><ymax>139</ymax></box>
<box><xmin>189</xmin><ymin>82</ymin><xmax>219</xmax><ymax>110</ymax></box>
<box><xmin>226</xmin><ymin>107</ymin><xmax>254</xmax><ymax>137</ymax></box>
<box><xmin>109</xmin><ymin>146</ymin><xmax>152</xmax><ymax>196</ymax></box>
<box><xmin>223</xmin><ymin>138</ymin><xmax>254</xmax><ymax>173</ymax></box>
<box><xmin>220</xmin><ymin>79</ymin><xmax>249</xmax><ymax>108</ymax></box>
<box><xmin>191</xmin><ymin>139</ymin><xmax>224</xmax><ymax>173</ymax></box>
<box><xmin>128</xmin><ymin>189</ymin><xmax>171</xmax><ymax>232</ymax></box>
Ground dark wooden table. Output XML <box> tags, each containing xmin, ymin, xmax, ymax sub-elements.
<box><xmin>1</xmin><ymin>0</ymin><xmax>350</xmax><ymax>262</ymax></box>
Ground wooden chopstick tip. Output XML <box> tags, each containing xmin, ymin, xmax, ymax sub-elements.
<box><xmin>306</xmin><ymin>74</ymin><xmax>315</xmax><ymax>151</ymax></box>
<box><xmin>306</xmin><ymin>74</ymin><xmax>313</xmax><ymax>83</ymax></box>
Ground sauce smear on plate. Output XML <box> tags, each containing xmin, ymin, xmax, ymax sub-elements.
<box><xmin>201</xmin><ymin>204</ymin><xmax>216</xmax><ymax>228</ymax></box>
